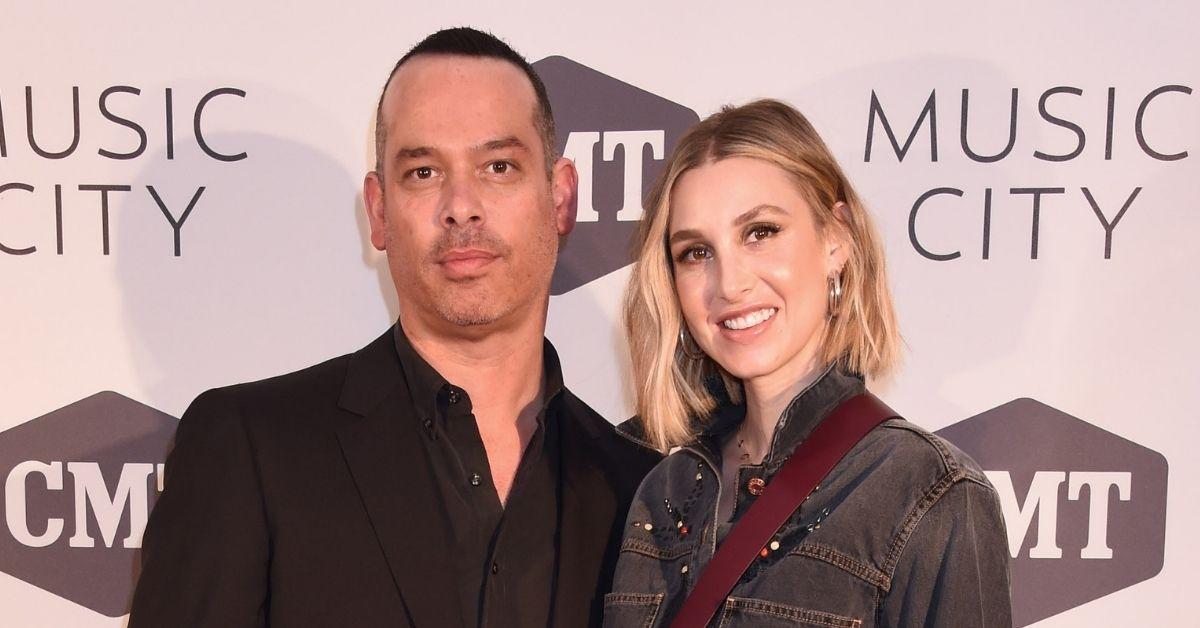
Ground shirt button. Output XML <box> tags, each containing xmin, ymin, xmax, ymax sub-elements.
<box><xmin>470</xmin><ymin>473</ymin><xmax>482</xmax><ymax>486</ymax></box>
<box><xmin>491</xmin><ymin>562</ymin><xmax>499</xmax><ymax>575</ymax></box>
<box><xmin>447</xmin><ymin>389</ymin><xmax>461</xmax><ymax>404</ymax></box>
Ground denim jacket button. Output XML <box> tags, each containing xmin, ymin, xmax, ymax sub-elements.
<box><xmin>747</xmin><ymin>477</ymin><xmax>766</xmax><ymax>496</ymax></box>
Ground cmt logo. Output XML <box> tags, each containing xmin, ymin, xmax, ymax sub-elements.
<box><xmin>937</xmin><ymin>398</ymin><xmax>1167</xmax><ymax>627</ymax></box>
<box><xmin>988</xmin><ymin>470</ymin><xmax>1130</xmax><ymax>561</ymax></box>
<box><xmin>6</xmin><ymin>460</ymin><xmax>164</xmax><ymax>549</ymax></box>
<box><xmin>0</xmin><ymin>391</ymin><xmax>177</xmax><ymax>617</ymax></box>
<box><xmin>533</xmin><ymin>56</ymin><xmax>699</xmax><ymax>295</ymax></box>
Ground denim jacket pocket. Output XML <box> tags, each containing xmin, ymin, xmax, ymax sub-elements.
<box><xmin>615</xmin><ymin>533</ymin><xmax>698</xmax><ymax>586</ymax></box>
<box><xmin>603</xmin><ymin>592</ymin><xmax>664</xmax><ymax>628</ymax></box>
<box><xmin>715</xmin><ymin>597</ymin><xmax>863</xmax><ymax>628</ymax></box>
<box><xmin>620</xmin><ymin>535</ymin><xmax>694</xmax><ymax>561</ymax></box>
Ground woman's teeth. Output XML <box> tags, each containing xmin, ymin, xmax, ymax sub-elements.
<box><xmin>721</xmin><ymin>308</ymin><xmax>777</xmax><ymax>330</ymax></box>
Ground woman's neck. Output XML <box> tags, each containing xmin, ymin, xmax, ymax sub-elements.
<box><xmin>737</xmin><ymin>355</ymin><xmax>827</xmax><ymax>462</ymax></box>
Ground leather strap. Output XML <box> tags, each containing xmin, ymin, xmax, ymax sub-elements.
<box><xmin>669</xmin><ymin>393</ymin><xmax>899</xmax><ymax>628</ymax></box>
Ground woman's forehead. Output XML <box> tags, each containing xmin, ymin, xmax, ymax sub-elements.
<box><xmin>668</xmin><ymin>158</ymin><xmax>811</xmax><ymax>231</ymax></box>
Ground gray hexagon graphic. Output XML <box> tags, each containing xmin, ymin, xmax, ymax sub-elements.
<box><xmin>0</xmin><ymin>391</ymin><xmax>177</xmax><ymax>617</ymax></box>
<box><xmin>936</xmin><ymin>398</ymin><xmax>1167</xmax><ymax>627</ymax></box>
<box><xmin>534</xmin><ymin>56</ymin><xmax>700</xmax><ymax>295</ymax></box>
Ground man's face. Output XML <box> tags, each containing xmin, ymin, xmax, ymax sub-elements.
<box><xmin>364</xmin><ymin>55</ymin><xmax>575</xmax><ymax>336</ymax></box>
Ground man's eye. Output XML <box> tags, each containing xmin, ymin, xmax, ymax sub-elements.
<box><xmin>411</xmin><ymin>167</ymin><xmax>434</xmax><ymax>180</ymax></box>
<box><xmin>489</xmin><ymin>161</ymin><xmax>511</xmax><ymax>174</ymax></box>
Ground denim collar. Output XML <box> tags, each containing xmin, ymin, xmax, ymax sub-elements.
<box><xmin>614</xmin><ymin>364</ymin><xmax>866</xmax><ymax>466</ymax></box>
<box><xmin>692</xmin><ymin>364</ymin><xmax>866</xmax><ymax>473</ymax></box>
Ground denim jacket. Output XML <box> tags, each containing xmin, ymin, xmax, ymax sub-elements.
<box><xmin>606</xmin><ymin>367</ymin><xmax>1012</xmax><ymax>627</ymax></box>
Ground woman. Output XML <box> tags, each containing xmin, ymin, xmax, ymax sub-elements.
<box><xmin>606</xmin><ymin>100</ymin><xmax>1011</xmax><ymax>627</ymax></box>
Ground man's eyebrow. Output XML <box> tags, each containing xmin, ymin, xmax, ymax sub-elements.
<box><xmin>732</xmin><ymin>204</ymin><xmax>787</xmax><ymax>227</ymax></box>
<box><xmin>475</xmin><ymin>136</ymin><xmax>529</xmax><ymax>152</ymax></box>
<box><xmin>393</xmin><ymin>145</ymin><xmax>435</xmax><ymax>161</ymax></box>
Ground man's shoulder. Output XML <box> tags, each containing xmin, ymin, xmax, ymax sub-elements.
<box><xmin>554</xmin><ymin>388</ymin><xmax>607</xmax><ymax>434</ymax></box>
<box><xmin>557</xmin><ymin>390</ymin><xmax>661</xmax><ymax>475</ymax></box>
<box><xmin>556</xmin><ymin>388</ymin><xmax>646</xmax><ymax>450</ymax></box>
<box><xmin>204</xmin><ymin>352</ymin><xmax>352</xmax><ymax>408</ymax></box>
<box><xmin>184</xmin><ymin>328</ymin><xmax>397</xmax><ymax>428</ymax></box>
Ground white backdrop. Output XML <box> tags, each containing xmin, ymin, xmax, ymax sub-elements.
<box><xmin>1</xmin><ymin>2</ymin><xmax>1196</xmax><ymax>626</ymax></box>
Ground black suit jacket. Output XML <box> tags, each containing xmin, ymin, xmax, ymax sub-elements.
<box><xmin>129</xmin><ymin>328</ymin><xmax>660</xmax><ymax>627</ymax></box>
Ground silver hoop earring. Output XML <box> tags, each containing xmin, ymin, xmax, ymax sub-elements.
<box><xmin>678</xmin><ymin>327</ymin><xmax>706</xmax><ymax>360</ymax></box>
<box><xmin>827</xmin><ymin>273</ymin><xmax>843</xmax><ymax>318</ymax></box>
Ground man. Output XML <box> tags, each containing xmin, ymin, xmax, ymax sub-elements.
<box><xmin>129</xmin><ymin>27</ymin><xmax>659</xmax><ymax>628</ymax></box>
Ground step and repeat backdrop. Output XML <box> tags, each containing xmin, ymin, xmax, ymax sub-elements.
<box><xmin>1</xmin><ymin>2</ymin><xmax>1195</xmax><ymax>626</ymax></box>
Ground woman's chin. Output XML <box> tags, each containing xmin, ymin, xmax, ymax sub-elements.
<box><xmin>708</xmin><ymin>353</ymin><xmax>782</xmax><ymax>383</ymax></box>
<box><xmin>708</xmin><ymin>343</ymin><xmax>825</xmax><ymax>391</ymax></box>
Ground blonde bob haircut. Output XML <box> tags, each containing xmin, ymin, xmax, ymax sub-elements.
<box><xmin>623</xmin><ymin>99</ymin><xmax>901</xmax><ymax>453</ymax></box>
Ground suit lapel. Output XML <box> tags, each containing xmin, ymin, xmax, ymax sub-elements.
<box><xmin>553</xmin><ymin>405</ymin><xmax>620</xmax><ymax>627</ymax></box>
<box><xmin>335</xmin><ymin>330</ymin><xmax>466</xmax><ymax>628</ymax></box>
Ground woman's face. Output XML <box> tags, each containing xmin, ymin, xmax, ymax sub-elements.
<box><xmin>668</xmin><ymin>157</ymin><xmax>845</xmax><ymax>388</ymax></box>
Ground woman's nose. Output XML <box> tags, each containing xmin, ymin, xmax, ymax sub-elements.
<box><xmin>713</xmin><ymin>255</ymin><xmax>754</xmax><ymax>302</ymax></box>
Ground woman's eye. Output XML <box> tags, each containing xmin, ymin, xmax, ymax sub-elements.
<box><xmin>677</xmin><ymin>247</ymin><xmax>711</xmax><ymax>263</ymax></box>
<box><xmin>747</xmin><ymin>224</ymin><xmax>780</xmax><ymax>243</ymax></box>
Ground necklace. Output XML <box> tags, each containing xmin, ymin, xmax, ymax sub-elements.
<box><xmin>736</xmin><ymin>435</ymin><xmax>752</xmax><ymax>462</ymax></box>
<box><xmin>735</xmin><ymin>426</ymin><xmax>768</xmax><ymax>464</ymax></box>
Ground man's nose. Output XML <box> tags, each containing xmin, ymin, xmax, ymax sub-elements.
<box><xmin>439</xmin><ymin>174</ymin><xmax>485</xmax><ymax>227</ymax></box>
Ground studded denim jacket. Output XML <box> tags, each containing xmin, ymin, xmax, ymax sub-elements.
<box><xmin>606</xmin><ymin>367</ymin><xmax>1013</xmax><ymax>628</ymax></box>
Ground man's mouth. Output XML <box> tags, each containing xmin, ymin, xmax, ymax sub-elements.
<box><xmin>438</xmin><ymin>249</ymin><xmax>500</xmax><ymax>276</ymax></box>
<box><xmin>440</xmin><ymin>248</ymin><xmax>498</xmax><ymax>263</ymax></box>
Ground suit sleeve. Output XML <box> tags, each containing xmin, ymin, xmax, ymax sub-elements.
<box><xmin>878</xmin><ymin>478</ymin><xmax>1013</xmax><ymax>628</ymax></box>
<box><xmin>129</xmin><ymin>389</ymin><xmax>270</xmax><ymax>628</ymax></box>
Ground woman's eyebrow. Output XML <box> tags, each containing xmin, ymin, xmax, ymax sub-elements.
<box><xmin>668</xmin><ymin>228</ymin><xmax>703</xmax><ymax>247</ymax></box>
<box><xmin>669</xmin><ymin>205</ymin><xmax>788</xmax><ymax>246</ymax></box>
<box><xmin>732</xmin><ymin>204</ymin><xmax>787</xmax><ymax>227</ymax></box>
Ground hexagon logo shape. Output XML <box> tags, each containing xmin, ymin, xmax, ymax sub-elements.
<box><xmin>0</xmin><ymin>391</ymin><xmax>177</xmax><ymax>617</ymax></box>
<box><xmin>936</xmin><ymin>398</ymin><xmax>1167</xmax><ymax>627</ymax></box>
<box><xmin>533</xmin><ymin>56</ymin><xmax>700</xmax><ymax>295</ymax></box>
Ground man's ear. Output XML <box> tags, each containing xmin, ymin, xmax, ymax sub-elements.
<box><xmin>363</xmin><ymin>171</ymin><xmax>387</xmax><ymax>251</ymax></box>
<box><xmin>550</xmin><ymin>157</ymin><xmax>578</xmax><ymax>237</ymax></box>
<box><xmin>826</xmin><ymin>201</ymin><xmax>853</xmax><ymax>274</ymax></box>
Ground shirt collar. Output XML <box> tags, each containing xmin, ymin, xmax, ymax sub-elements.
<box><xmin>391</xmin><ymin>323</ymin><xmax>566</xmax><ymax>424</ymax></box>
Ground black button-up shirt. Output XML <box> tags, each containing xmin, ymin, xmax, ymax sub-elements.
<box><xmin>394</xmin><ymin>326</ymin><xmax>561</xmax><ymax>628</ymax></box>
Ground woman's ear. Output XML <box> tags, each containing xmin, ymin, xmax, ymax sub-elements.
<box><xmin>826</xmin><ymin>201</ymin><xmax>853</xmax><ymax>274</ymax></box>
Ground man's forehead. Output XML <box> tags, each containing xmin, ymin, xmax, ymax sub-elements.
<box><xmin>381</xmin><ymin>54</ymin><xmax>540</xmax><ymax>139</ymax></box>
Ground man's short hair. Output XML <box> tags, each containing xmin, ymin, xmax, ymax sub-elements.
<box><xmin>373</xmin><ymin>27</ymin><xmax>557</xmax><ymax>179</ymax></box>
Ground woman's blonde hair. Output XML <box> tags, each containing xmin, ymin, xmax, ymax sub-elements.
<box><xmin>623</xmin><ymin>99</ymin><xmax>901</xmax><ymax>452</ymax></box>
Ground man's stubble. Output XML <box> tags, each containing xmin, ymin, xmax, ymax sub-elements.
<box><xmin>387</xmin><ymin>206</ymin><xmax>559</xmax><ymax>328</ymax></box>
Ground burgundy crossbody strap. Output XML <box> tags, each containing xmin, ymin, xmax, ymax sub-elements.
<box><xmin>669</xmin><ymin>392</ymin><xmax>899</xmax><ymax>628</ymax></box>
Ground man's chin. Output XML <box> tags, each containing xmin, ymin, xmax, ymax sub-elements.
<box><xmin>441</xmin><ymin>311</ymin><xmax>503</xmax><ymax>327</ymax></box>
<box><xmin>435</xmin><ymin>298</ymin><xmax>510</xmax><ymax>327</ymax></box>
